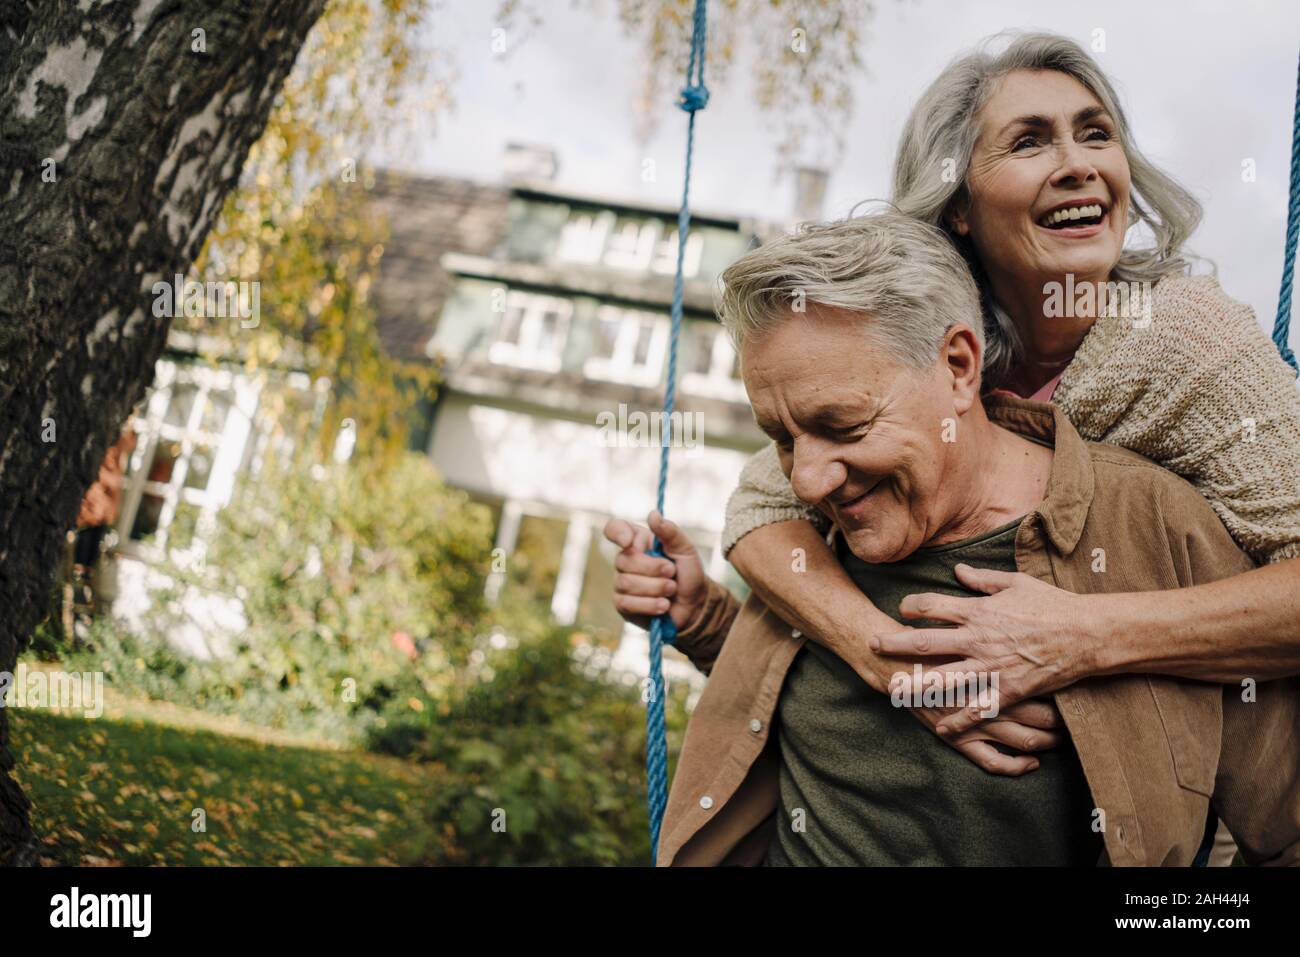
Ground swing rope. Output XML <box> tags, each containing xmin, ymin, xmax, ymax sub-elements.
<box><xmin>645</xmin><ymin>0</ymin><xmax>709</xmax><ymax>865</ymax></box>
<box><xmin>1275</xmin><ymin>50</ymin><xmax>1300</xmax><ymax>374</ymax></box>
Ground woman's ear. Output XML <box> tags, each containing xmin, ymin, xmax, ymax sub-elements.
<box><xmin>945</xmin><ymin>193</ymin><xmax>972</xmax><ymax>237</ymax></box>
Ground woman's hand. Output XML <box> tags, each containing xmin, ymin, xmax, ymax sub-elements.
<box><xmin>904</xmin><ymin>696</ymin><xmax>1069</xmax><ymax>775</ymax></box>
<box><xmin>871</xmin><ymin>563</ymin><xmax>1093</xmax><ymax>736</ymax></box>
<box><xmin>604</xmin><ymin>510</ymin><xmax>709</xmax><ymax>631</ymax></box>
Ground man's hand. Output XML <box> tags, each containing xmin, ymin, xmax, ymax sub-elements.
<box><xmin>604</xmin><ymin>510</ymin><xmax>709</xmax><ymax>631</ymax></box>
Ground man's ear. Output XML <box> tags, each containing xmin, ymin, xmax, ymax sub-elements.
<box><xmin>942</xmin><ymin>324</ymin><xmax>982</xmax><ymax>414</ymax></box>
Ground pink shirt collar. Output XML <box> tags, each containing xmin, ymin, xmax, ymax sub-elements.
<box><xmin>989</xmin><ymin>369</ymin><xmax>1065</xmax><ymax>403</ymax></box>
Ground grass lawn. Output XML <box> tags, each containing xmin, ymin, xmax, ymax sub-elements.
<box><xmin>8</xmin><ymin>694</ymin><xmax>454</xmax><ymax>866</ymax></box>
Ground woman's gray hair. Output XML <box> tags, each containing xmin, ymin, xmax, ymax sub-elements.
<box><xmin>716</xmin><ymin>208</ymin><xmax>984</xmax><ymax>371</ymax></box>
<box><xmin>890</xmin><ymin>30</ymin><xmax>1204</xmax><ymax>387</ymax></box>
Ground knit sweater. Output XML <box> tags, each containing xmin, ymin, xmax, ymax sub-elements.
<box><xmin>721</xmin><ymin>273</ymin><xmax>1300</xmax><ymax>566</ymax></box>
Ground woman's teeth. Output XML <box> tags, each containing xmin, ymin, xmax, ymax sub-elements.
<box><xmin>1038</xmin><ymin>203</ymin><xmax>1104</xmax><ymax>228</ymax></box>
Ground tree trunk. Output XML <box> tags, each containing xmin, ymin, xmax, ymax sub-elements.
<box><xmin>0</xmin><ymin>0</ymin><xmax>327</xmax><ymax>865</ymax></box>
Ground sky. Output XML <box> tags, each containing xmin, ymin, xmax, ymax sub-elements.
<box><xmin>374</xmin><ymin>0</ymin><xmax>1300</xmax><ymax>348</ymax></box>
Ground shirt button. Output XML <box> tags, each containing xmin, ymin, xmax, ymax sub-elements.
<box><xmin>749</xmin><ymin>719</ymin><xmax>762</xmax><ymax>733</ymax></box>
<box><xmin>699</xmin><ymin>796</ymin><xmax>714</xmax><ymax>810</ymax></box>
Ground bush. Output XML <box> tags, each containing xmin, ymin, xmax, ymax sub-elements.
<box><xmin>388</xmin><ymin>603</ymin><xmax>692</xmax><ymax>866</ymax></box>
<box><xmin>61</xmin><ymin>453</ymin><xmax>493</xmax><ymax>744</ymax></box>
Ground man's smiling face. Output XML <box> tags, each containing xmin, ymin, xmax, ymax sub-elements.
<box><xmin>742</xmin><ymin>304</ymin><xmax>965</xmax><ymax>564</ymax></box>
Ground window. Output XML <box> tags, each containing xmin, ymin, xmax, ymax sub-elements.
<box><xmin>508</xmin><ymin>514</ymin><xmax>568</xmax><ymax>606</ymax></box>
<box><xmin>583</xmin><ymin>305</ymin><xmax>668</xmax><ymax>387</ymax></box>
<box><xmin>649</xmin><ymin>230</ymin><xmax>703</xmax><ymax>279</ymax></box>
<box><xmin>237</xmin><ymin>371</ymin><xmax>322</xmax><ymax>479</ymax></box>
<box><xmin>603</xmin><ymin>218</ymin><xmax>660</xmax><ymax>271</ymax></box>
<box><xmin>117</xmin><ymin>360</ymin><xmax>259</xmax><ymax>566</ymax></box>
<box><xmin>577</xmin><ymin>533</ymin><xmax>627</xmax><ymax>647</ymax></box>
<box><xmin>556</xmin><ymin>210</ymin><xmax>704</xmax><ymax>279</ymax></box>
<box><xmin>556</xmin><ymin>210</ymin><xmax>615</xmax><ymax>265</ymax></box>
<box><xmin>682</xmin><ymin>325</ymin><xmax>747</xmax><ymax>401</ymax></box>
<box><xmin>488</xmin><ymin>290</ymin><xmax>573</xmax><ymax>372</ymax></box>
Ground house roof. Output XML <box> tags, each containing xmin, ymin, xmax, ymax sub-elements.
<box><xmin>365</xmin><ymin>169</ymin><xmax>513</xmax><ymax>363</ymax></box>
<box><xmin>507</xmin><ymin>179</ymin><xmax>746</xmax><ymax>230</ymax></box>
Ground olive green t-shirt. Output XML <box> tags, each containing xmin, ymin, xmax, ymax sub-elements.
<box><xmin>764</xmin><ymin>517</ymin><xmax>1104</xmax><ymax>866</ymax></box>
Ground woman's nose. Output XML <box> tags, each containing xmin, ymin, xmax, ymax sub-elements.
<box><xmin>1049</xmin><ymin>139</ymin><xmax>1100</xmax><ymax>186</ymax></box>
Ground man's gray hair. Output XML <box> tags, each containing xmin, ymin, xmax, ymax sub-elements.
<box><xmin>891</xmin><ymin>30</ymin><xmax>1203</xmax><ymax>386</ymax></box>
<box><xmin>716</xmin><ymin>208</ymin><xmax>984</xmax><ymax>371</ymax></box>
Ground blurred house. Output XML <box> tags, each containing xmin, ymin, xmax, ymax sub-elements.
<box><xmin>99</xmin><ymin>146</ymin><xmax>829</xmax><ymax>680</ymax></box>
<box><xmin>366</xmin><ymin>146</ymin><xmax>806</xmax><ymax>678</ymax></box>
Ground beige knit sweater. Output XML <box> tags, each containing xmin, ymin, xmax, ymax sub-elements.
<box><xmin>721</xmin><ymin>273</ymin><xmax>1300</xmax><ymax>566</ymax></box>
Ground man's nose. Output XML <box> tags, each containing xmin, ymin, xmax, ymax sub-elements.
<box><xmin>788</xmin><ymin>437</ymin><xmax>847</xmax><ymax>507</ymax></box>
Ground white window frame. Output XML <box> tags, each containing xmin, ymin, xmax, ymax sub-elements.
<box><xmin>583</xmin><ymin>305</ymin><xmax>669</xmax><ymax>388</ymax></box>
<box><xmin>239</xmin><ymin>371</ymin><xmax>321</xmax><ymax>480</ymax></box>
<box><xmin>603</xmin><ymin>218</ymin><xmax>661</xmax><ymax>272</ymax></box>
<box><xmin>556</xmin><ymin>210</ymin><xmax>704</xmax><ymax>280</ymax></box>
<box><xmin>650</xmin><ymin>230</ymin><xmax>703</xmax><ymax>279</ymax></box>
<box><xmin>116</xmin><ymin>360</ymin><xmax>261</xmax><ymax>569</ymax></box>
<box><xmin>488</xmin><ymin>290</ymin><xmax>573</xmax><ymax>372</ymax></box>
<box><xmin>556</xmin><ymin>210</ymin><xmax>616</xmax><ymax>265</ymax></box>
<box><xmin>682</xmin><ymin>327</ymin><xmax>748</xmax><ymax>401</ymax></box>
<box><xmin>484</xmin><ymin>499</ymin><xmax>722</xmax><ymax>635</ymax></box>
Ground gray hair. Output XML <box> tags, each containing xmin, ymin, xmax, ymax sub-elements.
<box><xmin>890</xmin><ymin>30</ymin><xmax>1204</xmax><ymax>387</ymax></box>
<box><xmin>716</xmin><ymin>208</ymin><xmax>984</xmax><ymax>373</ymax></box>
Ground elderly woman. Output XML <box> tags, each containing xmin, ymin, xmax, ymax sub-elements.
<box><xmin>610</xmin><ymin>31</ymin><xmax>1300</xmax><ymax>784</ymax></box>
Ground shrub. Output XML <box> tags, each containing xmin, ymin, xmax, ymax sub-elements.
<box><xmin>388</xmin><ymin>602</ymin><xmax>692</xmax><ymax>866</ymax></box>
<box><xmin>64</xmin><ymin>453</ymin><xmax>493</xmax><ymax>744</ymax></box>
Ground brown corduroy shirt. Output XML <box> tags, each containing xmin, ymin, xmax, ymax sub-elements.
<box><xmin>658</xmin><ymin>395</ymin><xmax>1300</xmax><ymax>867</ymax></box>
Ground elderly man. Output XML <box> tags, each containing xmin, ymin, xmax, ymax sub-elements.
<box><xmin>606</xmin><ymin>210</ymin><xmax>1300</xmax><ymax>866</ymax></box>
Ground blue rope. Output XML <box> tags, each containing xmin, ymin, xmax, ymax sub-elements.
<box><xmin>1276</xmin><ymin>50</ymin><xmax>1300</xmax><ymax>374</ymax></box>
<box><xmin>645</xmin><ymin>0</ymin><xmax>709</xmax><ymax>865</ymax></box>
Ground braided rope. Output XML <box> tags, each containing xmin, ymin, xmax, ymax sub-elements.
<box><xmin>645</xmin><ymin>0</ymin><xmax>709</xmax><ymax>865</ymax></box>
<box><xmin>1275</xmin><ymin>50</ymin><xmax>1300</xmax><ymax>373</ymax></box>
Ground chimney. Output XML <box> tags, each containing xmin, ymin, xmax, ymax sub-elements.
<box><xmin>503</xmin><ymin>142</ymin><xmax>559</xmax><ymax>183</ymax></box>
<box><xmin>792</xmin><ymin>166</ymin><xmax>829</xmax><ymax>223</ymax></box>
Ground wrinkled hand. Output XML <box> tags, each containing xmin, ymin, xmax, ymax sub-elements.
<box><xmin>871</xmin><ymin>562</ymin><xmax>1091</xmax><ymax>737</ymax></box>
<box><xmin>901</xmin><ymin>692</ymin><xmax>1068</xmax><ymax>776</ymax></box>
<box><xmin>603</xmin><ymin>510</ymin><xmax>709</xmax><ymax>631</ymax></box>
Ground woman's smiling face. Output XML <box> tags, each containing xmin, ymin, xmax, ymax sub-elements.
<box><xmin>952</xmin><ymin>68</ymin><xmax>1131</xmax><ymax>287</ymax></box>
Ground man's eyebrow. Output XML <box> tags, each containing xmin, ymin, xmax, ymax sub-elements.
<box><xmin>997</xmin><ymin>105</ymin><xmax>1110</xmax><ymax>137</ymax></box>
<box><xmin>806</xmin><ymin>401</ymin><xmax>869</xmax><ymax>427</ymax></box>
<box><xmin>754</xmin><ymin>400</ymin><xmax>872</xmax><ymax>437</ymax></box>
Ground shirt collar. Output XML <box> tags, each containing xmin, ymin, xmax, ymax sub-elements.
<box><xmin>982</xmin><ymin>393</ymin><xmax>1095</xmax><ymax>556</ymax></box>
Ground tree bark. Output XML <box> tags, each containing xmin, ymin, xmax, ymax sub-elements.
<box><xmin>0</xmin><ymin>0</ymin><xmax>326</xmax><ymax>864</ymax></box>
